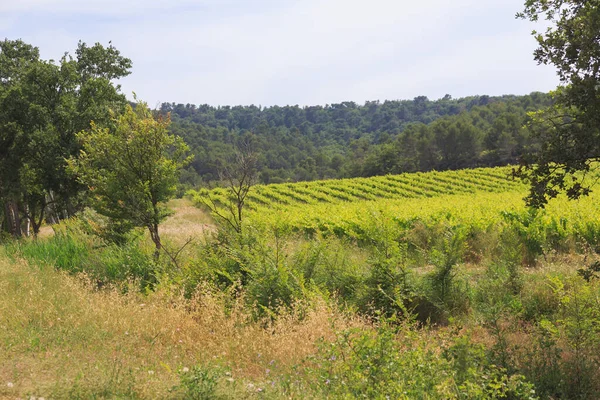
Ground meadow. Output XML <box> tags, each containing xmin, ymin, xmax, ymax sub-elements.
<box><xmin>3</xmin><ymin>167</ymin><xmax>600</xmax><ymax>398</ymax></box>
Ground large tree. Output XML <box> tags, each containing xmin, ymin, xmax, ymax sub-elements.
<box><xmin>0</xmin><ymin>39</ymin><xmax>131</xmax><ymax>237</ymax></box>
<box><xmin>517</xmin><ymin>1</ymin><xmax>600</xmax><ymax>207</ymax></box>
<box><xmin>0</xmin><ymin>39</ymin><xmax>40</xmax><ymax>236</ymax></box>
<box><xmin>69</xmin><ymin>102</ymin><xmax>192</xmax><ymax>259</ymax></box>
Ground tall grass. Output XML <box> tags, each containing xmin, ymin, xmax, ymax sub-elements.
<box><xmin>0</xmin><ymin>250</ymin><xmax>362</xmax><ymax>398</ymax></box>
<box><xmin>5</xmin><ymin>193</ymin><xmax>600</xmax><ymax>398</ymax></box>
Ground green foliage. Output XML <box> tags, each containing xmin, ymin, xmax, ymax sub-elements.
<box><xmin>293</xmin><ymin>237</ymin><xmax>364</xmax><ymax>302</ymax></box>
<box><xmin>577</xmin><ymin>260</ymin><xmax>600</xmax><ymax>282</ymax></box>
<box><xmin>169</xmin><ymin>93</ymin><xmax>551</xmax><ymax>185</ymax></box>
<box><xmin>520</xmin><ymin>323</ymin><xmax>564</xmax><ymax>399</ymax></box>
<box><xmin>517</xmin><ymin>1</ymin><xmax>600</xmax><ymax>207</ymax></box>
<box><xmin>0</xmin><ymin>39</ymin><xmax>131</xmax><ymax>237</ymax></box>
<box><xmin>301</xmin><ymin>321</ymin><xmax>536</xmax><ymax>399</ymax></box>
<box><xmin>545</xmin><ymin>275</ymin><xmax>600</xmax><ymax>398</ymax></box>
<box><xmin>190</xmin><ymin>226</ymin><xmax>307</xmax><ymax>313</ymax></box>
<box><xmin>7</xmin><ymin>218</ymin><xmax>157</xmax><ymax>290</ymax></box>
<box><xmin>9</xmin><ymin>224</ymin><xmax>90</xmax><ymax>274</ymax></box>
<box><xmin>425</xmin><ymin>226</ymin><xmax>471</xmax><ymax>316</ymax></box>
<box><xmin>516</xmin><ymin>275</ymin><xmax>600</xmax><ymax>400</ymax></box>
<box><xmin>69</xmin><ymin>100</ymin><xmax>192</xmax><ymax>256</ymax></box>
<box><xmin>441</xmin><ymin>334</ymin><xmax>537</xmax><ymax>399</ymax></box>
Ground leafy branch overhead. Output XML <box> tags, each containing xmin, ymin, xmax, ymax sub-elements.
<box><xmin>517</xmin><ymin>0</ymin><xmax>600</xmax><ymax>207</ymax></box>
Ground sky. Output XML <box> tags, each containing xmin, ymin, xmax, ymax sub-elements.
<box><xmin>1</xmin><ymin>0</ymin><xmax>560</xmax><ymax>107</ymax></box>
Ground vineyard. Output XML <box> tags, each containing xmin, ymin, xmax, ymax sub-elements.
<box><xmin>190</xmin><ymin>166</ymin><xmax>600</xmax><ymax>254</ymax></box>
<box><xmin>192</xmin><ymin>166</ymin><xmax>525</xmax><ymax>210</ymax></box>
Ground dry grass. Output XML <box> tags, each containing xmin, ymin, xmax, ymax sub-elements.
<box><xmin>27</xmin><ymin>198</ymin><xmax>212</xmax><ymax>245</ymax></box>
<box><xmin>161</xmin><ymin>198</ymin><xmax>215</xmax><ymax>244</ymax></box>
<box><xmin>0</xmin><ymin>251</ymin><xmax>363</xmax><ymax>399</ymax></box>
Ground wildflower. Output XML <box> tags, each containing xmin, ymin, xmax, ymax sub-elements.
<box><xmin>7</xmin><ymin>382</ymin><xmax>14</xmax><ymax>388</ymax></box>
<box><xmin>325</xmin><ymin>379</ymin><xmax>330</xmax><ymax>385</ymax></box>
<box><xmin>182</xmin><ymin>367</ymin><xmax>189</xmax><ymax>373</ymax></box>
<box><xmin>226</xmin><ymin>377</ymin><xmax>234</xmax><ymax>383</ymax></box>
<box><xmin>266</xmin><ymin>368</ymin><xmax>270</xmax><ymax>375</ymax></box>
<box><xmin>148</xmin><ymin>370</ymin><xmax>155</xmax><ymax>375</ymax></box>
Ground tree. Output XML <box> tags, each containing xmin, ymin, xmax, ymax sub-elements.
<box><xmin>517</xmin><ymin>1</ymin><xmax>600</xmax><ymax>207</ymax></box>
<box><xmin>199</xmin><ymin>144</ymin><xmax>258</xmax><ymax>235</ymax></box>
<box><xmin>0</xmin><ymin>39</ymin><xmax>131</xmax><ymax>237</ymax></box>
<box><xmin>68</xmin><ymin>101</ymin><xmax>192</xmax><ymax>259</ymax></box>
<box><xmin>0</xmin><ymin>39</ymin><xmax>40</xmax><ymax>236</ymax></box>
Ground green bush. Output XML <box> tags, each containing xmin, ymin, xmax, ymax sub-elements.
<box><xmin>501</xmin><ymin>209</ymin><xmax>545</xmax><ymax>267</ymax></box>
<box><xmin>294</xmin><ymin>237</ymin><xmax>365</xmax><ymax>304</ymax></box>
<box><xmin>300</xmin><ymin>320</ymin><xmax>536</xmax><ymax>399</ymax></box>
<box><xmin>424</xmin><ymin>226</ymin><xmax>471</xmax><ymax>316</ymax></box>
<box><xmin>8</xmin><ymin>218</ymin><xmax>157</xmax><ymax>291</ymax></box>
<box><xmin>8</xmin><ymin>223</ymin><xmax>91</xmax><ymax>274</ymax></box>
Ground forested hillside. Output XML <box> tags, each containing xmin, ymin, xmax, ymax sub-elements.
<box><xmin>165</xmin><ymin>92</ymin><xmax>551</xmax><ymax>186</ymax></box>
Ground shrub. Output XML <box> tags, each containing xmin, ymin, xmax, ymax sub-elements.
<box><xmin>301</xmin><ymin>320</ymin><xmax>536</xmax><ymax>399</ymax></box>
<box><xmin>293</xmin><ymin>237</ymin><xmax>365</xmax><ymax>304</ymax></box>
<box><xmin>424</xmin><ymin>226</ymin><xmax>471</xmax><ymax>316</ymax></box>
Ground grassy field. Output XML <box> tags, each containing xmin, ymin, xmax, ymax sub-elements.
<box><xmin>0</xmin><ymin>242</ymin><xmax>359</xmax><ymax>398</ymax></box>
<box><xmin>4</xmin><ymin>167</ymin><xmax>600</xmax><ymax>398</ymax></box>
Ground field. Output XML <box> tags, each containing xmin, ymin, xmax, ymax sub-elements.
<box><xmin>4</xmin><ymin>167</ymin><xmax>600</xmax><ymax>398</ymax></box>
<box><xmin>196</xmin><ymin>166</ymin><xmax>525</xmax><ymax>210</ymax></box>
<box><xmin>192</xmin><ymin>166</ymin><xmax>600</xmax><ymax>254</ymax></box>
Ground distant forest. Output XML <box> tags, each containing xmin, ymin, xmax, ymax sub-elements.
<box><xmin>163</xmin><ymin>92</ymin><xmax>552</xmax><ymax>188</ymax></box>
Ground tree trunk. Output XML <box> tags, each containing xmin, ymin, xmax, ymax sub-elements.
<box><xmin>4</xmin><ymin>199</ymin><xmax>22</xmax><ymax>237</ymax></box>
<box><xmin>24</xmin><ymin>204</ymin><xmax>30</xmax><ymax>237</ymax></box>
<box><xmin>31</xmin><ymin>203</ymin><xmax>45</xmax><ymax>239</ymax></box>
<box><xmin>148</xmin><ymin>223</ymin><xmax>161</xmax><ymax>261</ymax></box>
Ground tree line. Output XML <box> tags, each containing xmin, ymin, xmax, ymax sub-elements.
<box><xmin>165</xmin><ymin>93</ymin><xmax>552</xmax><ymax>188</ymax></box>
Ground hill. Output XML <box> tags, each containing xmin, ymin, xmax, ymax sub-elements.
<box><xmin>167</xmin><ymin>93</ymin><xmax>551</xmax><ymax>187</ymax></box>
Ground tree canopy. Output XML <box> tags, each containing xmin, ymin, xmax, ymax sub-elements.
<box><xmin>165</xmin><ymin>93</ymin><xmax>551</xmax><ymax>188</ymax></box>
<box><xmin>68</xmin><ymin>101</ymin><xmax>192</xmax><ymax>257</ymax></box>
<box><xmin>0</xmin><ymin>39</ymin><xmax>131</xmax><ymax>236</ymax></box>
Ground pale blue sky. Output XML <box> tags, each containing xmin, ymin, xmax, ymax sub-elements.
<box><xmin>1</xmin><ymin>0</ymin><xmax>559</xmax><ymax>106</ymax></box>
